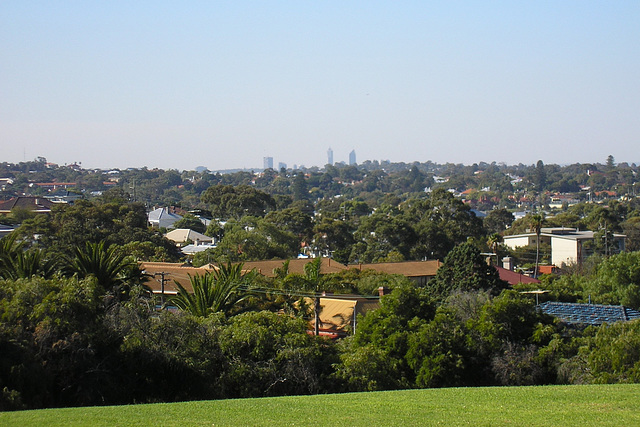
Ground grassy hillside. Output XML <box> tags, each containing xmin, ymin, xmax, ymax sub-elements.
<box><xmin>2</xmin><ymin>384</ymin><xmax>639</xmax><ymax>426</ymax></box>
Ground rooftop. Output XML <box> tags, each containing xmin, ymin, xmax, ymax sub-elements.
<box><xmin>539</xmin><ymin>302</ymin><xmax>640</xmax><ymax>326</ymax></box>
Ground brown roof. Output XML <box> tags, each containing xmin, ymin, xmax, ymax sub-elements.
<box><xmin>353</xmin><ymin>260</ymin><xmax>442</xmax><ymax>278</ymax></box>
<box><xmin>0</xmin><ymin>196</ymin><xmax>54</xmax><ymax>213</ymax></box>
<box><xmin>140</xmin><ymin>258</ymin><xmax>346</xmax><ymax>294</ymax></box>
<box><xmin>236</xmin><ymin>258</ymin><xmax>348</xmax><ymax>277</ymax></box>
<box><xmin>140</xmin><ymin>262</ymin><xmax>218</xmax><ymax>294</ymax></box>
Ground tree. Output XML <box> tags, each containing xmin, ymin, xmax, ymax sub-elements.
<box><xmin>402</xmin><ymin>189</ymin><xmax>484</xmax><ymax>261</ymax></box>
<box><xmin>217</xmin><ymin>311</ymin><xmax>336</xmax><ymax>397</ymax></box>
<box><xmin>201</xmin><ymin>185</ymin><xmax>276</xmax><ymax>219</ymax></box>
<box><xmin>213</xmin><ymin>217</ymin><xmax>299</xmax><ymax>262</ymax></box>
<box><xmin>335</xmin><ymin>283</ymin><xmax>435</xmax><ymax>391</ymax></box>
<box><xmin>351</xmin><ymin>212</ymin><xmax>416</xmax><ymax>263</ymax></box>
<box><xmin>406</xmin><ymin>308</ymin><xmax>474</xmax><ymax>387</ymax></box>
<box><xmin>66</xmin><ymin>241</ymin><xmax>139</xmax><ymax>296</ymax></box>
<box><xmin>0</xmin><ymin>249</ymin><xmax>58</xmax><ymax>280</ymax></box>
<box><xmin>486</xmin><ymin>233</ymin><xmax>503</xmax><ymax>266</ymax></box>
<box><xmin>427</xmin><ymin>242</ymin><xmax>508</xmax><ymax>301</ymax></box>
<box><xmin>484</xmin><ymin>208</ymin><xmax>515</xmax><ymax>234</ymax></box>
<box><xmin>584</xmin><ymin>251</ymin><xmax>640</xmax><ymax>309</ymax></box>
<box><xmin>171</xmin><ymin>214</ymin><xmax>206</xmax><ymax>234</ymax></box>
<box><xmin>171</xmin><ymin>262</ymin><xmax>256</xmax><ymax>317</ymax></box>
<box><xmin>312</xmin><ymin>217</ymin><xmax>355</xmax><ymax>263</ymax></box>
<box><xmin>533</xmin><ymin>160</ymin><xmax>546</xmax><ymax>192</ymax></box>
<box><xmin>14</xmin><ymin>199</ymin><xmax>180</xmax><ymax>261</ymax></box>
<box><xmin>264</xmin><ymin>207</ymin><xmax>313</xmax><ymax>241</ymax></box>
<box><xmin>291</xmin><ymin>173</ymin><xmax>309</xmax><ymax>201</ymax></box>
<box><xmin>606</xmin><ymin>154</ymin><xmax>615</xmax><ymax>171</ymax></box>
<box><xmin>560</xmin><ymin>320</ymin><xmax>640</xmax><ymax>384</ymax></box>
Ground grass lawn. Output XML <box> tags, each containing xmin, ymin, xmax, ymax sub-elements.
<box><xmin>1</xmin><ymin>384</ymin><xmax>639</xmax><ymax>426</ymax></box>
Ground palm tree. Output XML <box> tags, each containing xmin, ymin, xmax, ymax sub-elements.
<box><xmin>0</xmin><ymin>234</ymin><xmax>24</xmax><ymax>279</ymax></box>
<box><xmin>486</xmin><ymin>233</ymin><xmax>503</xmax><ymax>266</ymax></box>
<box><xmin>529</xmin><ymin>214</ymin><xmax>544</xmax><ymax>278</ymax></box>
<box><xmin>0</xmin><ymin>234</ymin><xmax>57</xmax><ymax>280</ymax></box>
<box><xmin>2</xmin><ymin>250</ymin><xmax>58</xmax><ymax>280</ymax></box>
<box><xmin>303</xmin><ymin>257</ymin><xmax>324</xmax><ymax>336</ymax></box>
<box><xmin>171</xmin><ymin>262</ymin><xmax>256</xmax><ymax>317</ymax></box>
<box><xmin>66</xmin><ymin>241</ymin><xmax>138</xmax><ymax>292</ymax></box>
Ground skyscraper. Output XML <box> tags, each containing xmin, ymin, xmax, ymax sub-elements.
<box><xmin>327</xmin><ymin>147</ymin><xmax>333</xmax><ymax>166</ymax></box>
<box><xmin>263</xmin><ymin>157</ymin><xmax>273</xmax><ymax>170</ymax></box>
<box><xmin>349</xmin><ymin>149</ymin><xmax>356</xmax><ymax>166</ymax></box>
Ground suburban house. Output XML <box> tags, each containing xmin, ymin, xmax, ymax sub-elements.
<box><xmin>164</xmin><ymin>229</ymin><xmax>217</xmax><ymax>257</ymax></box>
<box><xmin>148</xmin><ymin>207</ymin><xmax>183</xmax><ymax>229</ymax></box>
<box><xmin>305</xmin><ymin>293</ymin><xmax>381</xmax><ymax>338</ymax></box>
<box><xmin>502</xmin><ymin>227</ymin><xmax>626</xmax><ymax>267</ymax></box>
<box><xmin>0</xmin><ymin>196</ymin><xmax>54</xmax><ymax>214</ymax></box>
<box><xmin>165</xmin><ymin>228</ymin><xmax>214</xmax><ymax>246</ymax></box>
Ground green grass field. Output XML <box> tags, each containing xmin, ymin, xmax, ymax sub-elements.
<box><xmin>1</xmin><ymin>384</ymin><xmax>639</xmax><ymax>426</ymax></box>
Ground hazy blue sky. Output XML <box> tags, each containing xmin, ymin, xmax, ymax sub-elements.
<box><xmin>2</xmin><ymin>2</ymin><xmax>639</xmax><ymax>171</ymax></box>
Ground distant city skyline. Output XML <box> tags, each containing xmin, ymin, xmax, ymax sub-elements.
<box><xmin>2</xmin><ymin>3</ymin><xmax>639</xmax><ymax>171</ymax></box>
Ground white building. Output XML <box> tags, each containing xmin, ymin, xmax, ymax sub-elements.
<box><xmin>503</xmin><ymin>227</ymin><xmax>626</xmax><ymax>267</ymax></box>
<box><xmin>148</xmin><ymin>207</ymin><xmax>183</xmax><ymax>229</ymax></box>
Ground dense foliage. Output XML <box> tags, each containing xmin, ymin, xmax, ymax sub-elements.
<box><xmin>2</xmin><ymin>156</ymin><xmax>640</xmax><ymax>410</ymax></box>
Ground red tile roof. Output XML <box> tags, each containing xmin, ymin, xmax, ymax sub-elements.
<box><xmin>495</xmin><ymin>266</ymin><xmax>540</xmax><ymax>285</ymax></box>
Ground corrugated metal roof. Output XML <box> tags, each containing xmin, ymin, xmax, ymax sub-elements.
<box><xmin>539</xmin><ymin>302</ymin><xmax>640</xmax><ymax>326</ymax></box>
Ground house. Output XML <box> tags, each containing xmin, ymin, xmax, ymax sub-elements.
<box><xmin>539</xmin><ymin>302</ymin><xmax>640</xmax><ymax>326</ymax></box>
<box><xmin>148</xmin><ymin>207</ymin><xmax>183</xmax><ymax>229</ymax></box>
<box><xmin>0</xmin><ymin>196</ymin><xmax>54</xmax><ymax>214</ymax></box>
<box><xmin>306</xmin><ymin>293</ymin><xmax>381</xmax><ymax>338</ymax></box>
<box><xmin>353</xmin><ymin>260</ymin><xmax>442</xmax><ymax>286</ymax></box>
<box><xmin>165</xmin><ymin>228</ymin><xmax>214</xmax><ymax>246</ymax></box>
<box><xmin>502</xmin><ymin>227</ymin><xmax>625</xmax><ymax>267</ymax></box>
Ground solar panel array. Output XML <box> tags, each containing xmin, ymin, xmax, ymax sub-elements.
<box><xmin>539</xmin><ymin>302</ymin><xmax>640</xmax><ymax>326</ymax></box>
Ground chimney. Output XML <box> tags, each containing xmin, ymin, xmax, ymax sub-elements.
<box><xmin>502</xmin><ymin>257</ymin><xmax>513</xmax><ymax>271</ymax></box>
<box><xmin>378</xmin><ymin>286</ymin><xmax>390</xmax><ymax>297</ymax></box>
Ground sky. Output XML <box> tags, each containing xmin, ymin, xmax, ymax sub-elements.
<box><xmin>1</xmin><ymin>1</ymin><xmax>639</xmax><ymax>171</ymax></box>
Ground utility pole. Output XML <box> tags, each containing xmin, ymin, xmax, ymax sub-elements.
<box><xmin>154</xmin><ymin>272</ymin><xmax>170</xmax><ymax>307</ymax></box>
<box><xmin>314</xmin><ymin>295</ymin><xmax>321</xmax><ymax>336</ymax></box>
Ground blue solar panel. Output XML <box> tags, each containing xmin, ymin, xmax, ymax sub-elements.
<box><xmin>539</xmin><ymin>302</ymin><xmax>640</xmax><ymax>326</ymax></box>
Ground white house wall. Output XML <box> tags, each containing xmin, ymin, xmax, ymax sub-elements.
<box><xmin>551</xmin><ymin>238</ymin><xmax>579</xmax><ymax>266</ymax></box>
<box><xmin>503</xmin><ymin>236</ymin><xmax>531</xmax><ymax>250</ymax></box>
